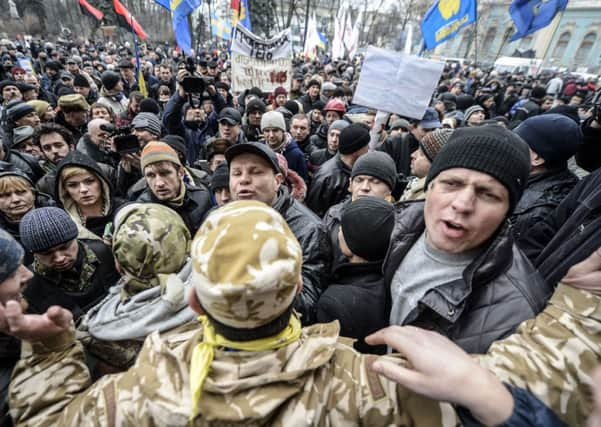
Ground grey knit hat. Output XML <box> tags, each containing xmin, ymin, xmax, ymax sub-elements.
<box><xmin>464</xmin><ymin>105</ymin><xmax>485</xmax><ymax>122</ymax></box>
<box><xmin>131</xmin><ymin>112</ymin><xmax>162</xmax><ymax>136</ymax></box>
<box><xmin>329</xmin><ymin>120</ymin><xmax>350</xmax><ymax>132</ymax></box>
<box><xmin>19</xmin><ymin>207</ymin><xmax>79</xmax><ymax>253</ymax></box>
<box><xmin>260</xmin><ymin>111</ymin><xmax>286</xmax><ymax>132</ymax></box>
<box><xmin>0</xmin><ymin>228</ymin><xmax>24</xmax><ymax>283</ymax></box>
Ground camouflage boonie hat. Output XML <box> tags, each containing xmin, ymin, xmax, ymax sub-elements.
<box><xmin>191</xmin><ymin>200</ymin><xmax>302</xmax><ymax>329</ymax></box>
<box><xmin>113</xmin><ymin>203</ymin><xmax>191</xmax><ymax>296</ymax></box>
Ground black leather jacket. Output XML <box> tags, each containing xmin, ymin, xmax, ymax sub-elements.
<box><xmin>136</xmin><ymin>183</ymin><xmax>214</xmax><ymax>235</ymax></box>
<box><xmin>272</xmin><ymin>187</ymin><xmax>331</xmax><ymax>325</ymax></box>
<box><xmin>509</xmin><ymin>168</ymin><xmax>578</xmax><ymax>247</ymax></box>
<box><xmin>383</xmin><ymin>201</ymin><xmax>552</xmax><ymax>353</ymax></box>
<box><xmin>306</xmin><ymin>153</ymin><xmax>351</xmax><ymax>217</ymax></box>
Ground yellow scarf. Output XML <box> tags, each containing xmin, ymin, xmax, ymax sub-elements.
<box><xmin>189</xmin><ymin>315</ymin><xmax>302</xmax><ymax>422</ymax></box>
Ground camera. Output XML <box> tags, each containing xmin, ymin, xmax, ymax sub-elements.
<box><xmin>99</xmin><ymin>124</ymin><xmax>140</xmax><ymax>155</ymax></box>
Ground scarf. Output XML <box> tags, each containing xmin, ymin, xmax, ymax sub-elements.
<box><xmin>189</xmin><ymin>314</ymin><xmax>302</xmax><ymax>422</ymax></box>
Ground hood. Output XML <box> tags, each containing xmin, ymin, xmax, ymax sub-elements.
<box><xmin>54</xmin><ymin>150</ymin><xmax>112</xmax><ymax>218</ymax></box>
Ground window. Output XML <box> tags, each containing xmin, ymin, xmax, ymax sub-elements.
<box><xmin>552</xmin><ymin>32</ymin><xmax>571</xmax><ymax>61</ymax></box>
<box><xmin>575</xmin><ymin>32</ymin><xmax>597</xmax><ymax>65</ymax></box>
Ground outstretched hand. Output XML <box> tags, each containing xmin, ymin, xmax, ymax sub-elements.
<box><xmin>0</xmin><ymin>301</ymin><xmax>72</xmax><ymax>343</ymax></box>
<box><xmin>562</xmin><ymin>246</ymin><xmax>601</xmax><ymax>295</ymax></box>
<box><xmin>365</xmin><ymin>326</ymin><xmax>514</xmax><ymax>426</ymax></box>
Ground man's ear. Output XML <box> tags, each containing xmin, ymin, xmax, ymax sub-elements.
<box><xmin>275</xmin><ymin>172</ymin><xmax>285</xmax><ymax>188</ymax></box>
<box><xmin>531</xmin><ymin>152</ymin><xmax>545</xmax><ymax>168</ymax></box>
<box><xmin>188</xmin><ymin>288</ymin><xmax>205</xmax><ymax>315</ymax></box>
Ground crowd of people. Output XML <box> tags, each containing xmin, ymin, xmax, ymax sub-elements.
<box><xmin>0</xmin><ymin>34</ymin><xmax>601</xmax><ymax>426</ymax></box>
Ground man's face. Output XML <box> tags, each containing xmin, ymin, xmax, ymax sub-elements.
<box><xmin>308</xmin><ymin>85</ymin><xmax>320</xmax><ymax>98</ymax></box>
<box><xmin>569</xmin><ymin>96</ymin><xmax>583</xmax><ymax>106</ymax></box>
<box><xmin>325</xmin><ymin>111</ymin><xmax>341</xmax><ymax>125</ymax></box>
<box><xmin>219</xmin><ymin>121</ymin><xmax>241</xmax><ymax>142</ymax></box>
<box><xmin>120</xmin><ymin>67</ymin><xmax>134</xmax><ymax>80</ymax></box>
<box><xmin>15</xmin><ymin>112</ymin><xmax>40</xmax><ymax>128</ymax></box>
<box><xmin>264</xmin><ymin>128</ymin><xmax>284</xmax><ymax>148</ymax></box>
<box><xmin>0</xmin><ymin>264</ymin><xmax>32</xmax><ymax>307</ymax></box>
<box><xmin>275</xmin><ymin>94</ymin><xmax>287</xmax><ymax>106</ymax></box>
<box><xmin>0</xmin><ymin>185</ymin><xmax>35</xmax><ymax>220</ymax></box>
<box><xmin>292</xmin><ymin>79</ymin><xmax>302</xmax><ymax>90</ymax></box>
<box><xmin>327</xmin><ymin>128</ymin><xmax>341</xmax><ymax>152</ymax></box>
<box><xmin>411</xmin><ymin>124</ymin><xmax>433</xmax><ymax>142</ymax></box>
<box><xmin>311</xmin><ymin>109</ymin><xmax>323</xmax><ymax>123</ymax></box>
<box><xmin>541</xmin><ymin>98</ymin><xmax>554</xmax><ymax>111</ymax></box>
<box><xmin>66</xmin><ymin>62</ymin><xmax>79</xmax><ymax>74</ymax></box>
<box><xmin>185</xmin><ymin>106</ymin><xmax>206</xmax><ymax>123</ymax></box>
<box><xmin>468</xmin><ymin>111</ymin><xmax>485</xmax><ymax>125</ymax></box>
<box><xmin>91</xmin><ymin>107</ymin><xmax>111</xmax><ymax>121</ymax></box>
<box><xmin>410</xmin><ymin>147</ymin><xmax>431</xmax><ymax>178</ymax></box>
<box><xmin>159</xmin><ymin>67</ymin><xmax>172</xmax><ymax>82</ymax></box>
<box><xmin>13</xmin><ymin>70</ymin><xmax>26</xmax><ymax>81</ymax></box>
<box><xmin>349</xmin><ymin>175</ymin><xmax>391</xmax><ymax>200</ymax></box>
<box><xmin>2</xmin><ymin>85</ymin><xmax>21</xmax><ymax>103</ymax></box>
<box><xmin>74</xmin><ymin>85</ymin><xmax>91</xmax><ymax>97</ymax></box>
<box><xmin>450</xmin><ymin>85</ymin><xmax>462</xmax><ymax>95</ymax></box>
<box><xmin>229</xmin><ymin>153</ymin><xmax>283</xmax><ymax>205</ymax></box>
<box><xmin>61</xmin><ymin>77</ymin><xmax>74</xmax><ymax>87</ymax></box>
<box><xmin>364</xmin><ymin>114</ymin><xmax>376</xmax><ymax>129</ymax></box>
<box><xmin>290</xmin><ymin>118</ymin><xmax>310</xmax><ymax>142</ymax></box>
<box><xmin>64</xmin><ymin>110</ymin><xmax>88</xmax><ymax>127</ymax></box>
<box><xmin>202</xmin><ymin>100</ymin><xmax>214</xmax><ymax>114</ymax></box>
<box><xmin>424</xmin><ymin>168</ymin><xmax>509</xmax><ymax>254</ymax></box>
<box><xmin>129</xmin><ymin>97</ymin><xmax>142</xmax><ymax>115</ymax></box>
<box><xmin>24</xmin><ymin>74</ymin><xmax>39</xmax><ymax>88</ymax></box>
<box><xmin>214</xmin><ymin>188</ymin><xmax>231</xmax><ymax>207</ymax></box>
<box><xmin>35</xmin><ymin>239</ymin><xmax>79</xmax><ymax>272</ymax></box>
<box><xmin>133</xmin><ymin>128</ymin><xmax>156</xmax><ymax>146</ymax></box>
<box><xmin>63</xmin><ymin>171</ymin><xmax>102</xmax><ymax>208</ymax></box>
<box><xmin>217</xmin><ymin>88</ymin><xmax>228</xmax><ymax>99</ymax></box>
<box><xmin>208</xmin><ymin>66</ymin><xmax>217</xmax><ymax>77</ymax></box>
<box><xmin>45</xmin><ymin>67</ymin><xmax>58</xmax><ymax>78</ymax></box>
<box><xmin>39</xmin><ymin>132</ymin><xmax>72</xmax><ymax>164</ymax></box>
<box><xmin>144</xmin><ymin>161</ymin><xmax>183</xmax><ymax>201</ymax></box>
<box><xmin>248</xmin><ymin>110</ymin><xmax>262</xmax><ymax>126</ymax></box>
<box><xmin>209</xmin><ymin>154</ymin><xmax>225</xmax><ymax>172</ymax></box>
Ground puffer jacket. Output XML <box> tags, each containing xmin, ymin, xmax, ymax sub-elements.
<box><xmin>306</xmin><ymin>153</ymin><xmax>351</xmax><ymax>217</ymax></box>
<box><xmin>136</xmin><ymin>183</ymin><xmax>214</xmax><ymax>235</ymax></box>
<box><xmin>55</xmin><ymin>151</ymin><xmax>126</xmax><ymax>239</ymax></box>
<box><xmin>383</xmin><ymin>201</ymin><xmax>552</xmax><ymax>354</ymax></box>
<box><xmin>272</xmin><ymin>187</ymin><xmax>331</xmax><ymax>325</ymax></box>
<box><xmin>509</xmin><ymin>168</ymin><xmax>578</xmax><ymax>247</ymax></box>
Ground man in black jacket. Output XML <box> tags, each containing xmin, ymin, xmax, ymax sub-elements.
<box><xmin>307</xmin><ymin>123</ymin><xmax>370</xmax><ymax>217</ymax></box>
<box><xmin>136</xmin><ymin>141</ymin><xmax>213</xmax><ymax>235</ymax></box>
<box><xmin>509</xmin><ymin>114</ymin><xmax>581</xmax><ymax>245</ymax></box>
<box><xmin>226</xmin><ymin>142</ymin><xmax>331</xmax><ymax>325</ymax></box>
<box><xmin>385</xmin><ymin>126</ymin><xmax>552</xmax><ymax>353</ymax></box>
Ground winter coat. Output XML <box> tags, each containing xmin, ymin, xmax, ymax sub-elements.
<box><xmin>262</xmin><ymin>137</ymin><xmax>309</xmax><ymax>183</ymax></box>
<box><xmin>97</xmin><ymin>88</ymin><xmax>129</xmax><ymax>116</ymax></box>
<box><xmin>306</xmin><ymin>153</ymin><xmax>351</xmax><ymax>217</ymax></box>
<box><xmin>126</xmin><ymin>166</ymin><xmax>210</xmax><ymax>201</ymax></box>
<box><xmin>23</xmin><ymin>240</ymin><xmax>119</xmax><ymax>321</ymax></box>
<box><xmin>272</xmin><ymin>187</ymin><xmax>331</xmax><ymax>325</ymax></box>
<box><xmin>510</xmin><ymin>99</ymin><xmax>541</xmax><ymax>128</ymax></box>
<box><xmin>521</xmin><ymin>168</ymin><xmax>601</xmax><ymax>287</ymax></box>
<box><xmin>136</xmin><ymin>183</ymin><xmax>214</xmax><ymax>235</ymax></box>
<box><xmin>575</xmin><ymin>116</ymin><xmax>601</xmax><ymax>172</ymax></box>
<box><xmin>3</xmin><ymin>149</ymin><xmax>45</xmax><ymax>184</ymax></box>
<box><xmin>55</xmin><ymin>111</ymin><xmax>86</xmax><ymax>143</ymax></box>
<box><xmin>509</xmin><ymin>168</ymin><xmax>578</xmax><ymax>247</ymax></box>
<box><xmin>376</xmin><ymin>132</ymin><xmax>419</xmax><ymax>177</ymax></box>
<box><xmin>309</xmin><ymin>124</ymin><xmax>327</xmax><ymax>150</ymax></box>
<box><xmin>322</xmin><ymin>198</ymin><xmax>350</xmax><ymax>272</ymax></box>
<box><xmin>308</xmin><ymin>148</ymin><xmax>335</xmax><ymax>171</ymax></box>
<box><xmin>299</xmin><ymin>93</ymin><xmax>326</xmax><ymax>116</ymax></box>
<box><xmin>316</xmin><ymin>261</ymin><xmax>389</xmax><ymax>354</ymax></box>
<box><xmin>383</xmin><ymin>201</ymin><xmax>552</xmax><ymax>353</ymax></box>
<box><xmin>76</xmin><ymin>134</ymin><xmax>118</xmax><ymax>168</ymax></box>
<box><xmin>54</xmin><ymin>151</ymin><xmax>126</xmax><ymax>239</ymax></box>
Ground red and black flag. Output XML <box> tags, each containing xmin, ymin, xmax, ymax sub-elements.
<box><xmin>112</xmin><ymin>0</ymin><xmax>148</xmax><ymax>40</ymax></box>
<box><xmin>79</xmin><ymin>0</ymin><xmax>104</xmax><ymax>22</ymax></box>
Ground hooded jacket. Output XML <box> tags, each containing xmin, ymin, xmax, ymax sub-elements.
<box><xmin>306</xmin><ymin>153</ymin><xmax>351</xmax><ymax>217</ymax></box>
<box><xmin>383</xmin><ymin>201</ymin><xmax>553</xmax><ymax>354</ymax></box>
<box><xmin>272</xmin><ymin>187</ymin><xmax>331</xmax><ymax>325</ymax></box>
<box><xmin>55</xmin><ymin>151</ymin><xmax>126</xmax><ymax>239</ymax></box>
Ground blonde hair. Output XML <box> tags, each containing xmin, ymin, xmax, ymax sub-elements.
<box><xmin>0</xmin><ymin>175</ymin><xmax>33</xmax><ymax>195</ymax></box>
<box><xmin>61</xmin><ymin>166</ymin><xmax>94</xmax><ymax>182</ymax></box>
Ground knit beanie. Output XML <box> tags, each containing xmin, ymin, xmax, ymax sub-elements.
<box><xmin>210</xmin><ymin>161</ymin><xmax>229</xmax><ymax>191</ymax></box>
<box><xmin>101</xmin><ymin>70</ymin><xmax>121</xmax><ymax>91</ymax></box>
<box><xmin>425</xmin><ymin>126</ymin><xmax>530</xmax><ymax>214</ymax></box>
<box><xmin>464</xmin><ymin>105</ymin><xmax>484</xmax><ymax>122</ymax></box>
<box><xmin>456</xmin><ymin>94</ymin><xmax>475</xmax><ymax>111</ymax></box>
<box><xmin>246</xmin><ymin>98</ymin><xmax>266</xmax><ymax>114</ymax></box>
<box><xmin>329</xmin><ymin>119</ymin><xmax>350</xmax><ymax>132</ymax></box>
<box><xmin>543</xmin><ymin>105</ymin><xmax>579</xmax><ymax>124</ymax></box>
<box><xmin>338</xmin><ymin>123</ymin><xmax>370</xmax><ymax>154</ymax></box>
<box><xmin>73</xmin><ymin>74</ymin><xmax>90</xmax><ymax>88</ymax></box>
<box><xmin>260</xmin><ymin>111</ymin><xmax>286</xmax><ymax>132</ymax></box>
<box><xmin>161</xmin><ymin>135</ymin><xmax>187</xmax><ymax>161</ymax></box>
<box><xmin>27</xmin><ymin>100</ymin><xmax>50</xmax><ymax>118</ymax></box>
<box><xmin>131</xmin><ymin>112</ymin><xmax>162</xmax><ymax>136</ymax></box>
<box><xmin>419</xmin><ymin>128</ymin><xmax>454</xmax><ymax>162</ymax></box>
<box><xmin>7</xmin><ymin>102</ymin><xmax>35</xmax><ymax>123</ymax></box>
<box><xmin>283</xmin><ymin>100</ymin><xmax>300</xmax><ymax>115</ymax></box>
<box><xmin>141</xmin><ymin>141</ymin><xmax>182</xmax><ymax>170</ymax></box>
<box><xmin>191</xmin><ymin>200</ymin><xmax>302</xmax><ymax>329</ymax></box>
<box><xmin>0</xmin><ymin>228</ymin><xmax>24</xmax><ymax>283</ymax></box>
<box><xmin>351</xmin><ymin>151</ymin><xmax>397</xmax><ymax>190</ymax></box>
<box><xmin>139</xmin><ymin>98</ymin><xmax>161</xmax><ymax>115</ymax></box>
<box><xmin>340</xmin><ymin>197</ymin><xmax>395</xmax><ymax>262</ymax></box>
<box><xmin>514</xmin><ymin>114</ymin><xmax>582</xmax><ymax>168</ymax></box>
<box><xmin>20</xmin><ymin>207</ymin><xmax>79</xmax><ymax>253</ymax></box>
<box><xmin>273</xmin><ymin>86</ymin><xmax>287</xmax><ymax>96</ymax></box>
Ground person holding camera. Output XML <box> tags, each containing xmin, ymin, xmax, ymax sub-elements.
<box><xmin>162</xmin><ymin>68</ymin><xmax>227</xmax><ymax>165</ymax></box>
<box><xmin>76</xmin><ymin>118</ymin><xmax>117</xmax><ymax>168</ymax></box>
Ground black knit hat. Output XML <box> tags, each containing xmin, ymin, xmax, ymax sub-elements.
<box><xmin>341</xmin><ymin>197</ymin><xmax>395</xmax><ymax>261</ymax></box>
<box><xmin>425</xmin><ymin>126</ymin><xmax>530</xmax><ymax>214</ymax></box>
<box><xmin>338</xmin><ymin>123</ymin><xmax>370</xmax><ymax>155</ymax></box>
<box><xmin>73</xmin><ymin>74</ymin><xmax>90</xmax><ymax>88</ymax></box>
<box><xmin>351</xmin><ymin>151</ymin><xmax>397</xmax><ymax>190</ymax></box>
<box><xmin>20</xmin><ymin>207</ymin><xmax>79</xmax><ymax>253</ymax></box>
<box><xmin>101</xmin><ymin>71</ymin><xmax>121</xmax><ymax>91</ymax></box>
<box><xmin>246</xmin><ymin>98</ymin><xmax>266</xmax><ymax>114</ymax></box>
<box><xmin>211</xmin><ymin>161</ymin><xmax>229</xmax><ymax>191</ymax></box>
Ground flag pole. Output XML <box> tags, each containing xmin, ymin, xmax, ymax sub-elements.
<box><xmin>207</xmin><ymin>0</ymin><xmax>214</xmax><ymax>45</ymax></box>
<box><xmin>303</xmin><ymin>0</ymin><xmax>311</xmax><ymax>47</ymax></box>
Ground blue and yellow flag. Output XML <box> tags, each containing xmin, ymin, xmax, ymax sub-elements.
<box><xmin>509</xmin><ymin>0</ymin><xmax>568</xmax><ymax>42</ymax></box>
<box><xmin>421</xmin><ymin>0</ymin><xmax>477</xmax><ymax>51</ymax></box>
<box><xmin>134</xmin><ymin>41</ymin><xmax>148</xmax><ymax>97</ymax></box>
<box><xmin>171</xmin><ymin>0</ymin><xmax>202</xmax><ymax>55</ymax></box>
<box><xmin>317</xmin><ymin>32</ymin><xmax>327</xmax><ymax>50</ymax></box>
<box><xmin>211</xmin><ymin>12</ymin><xmax>232</xmax><ymax>40</ymax></box>
<box><xmin>231</xmin><ymin>0</ymin><xmax>252</xmax><ymax>31</ymax></box>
